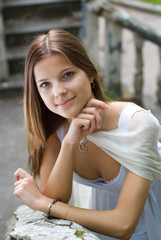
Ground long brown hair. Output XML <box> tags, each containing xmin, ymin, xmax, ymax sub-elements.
<box><xmin>24</xmin><ymin>29</ymin><xmax>105</xmax><ymax>177</ymax></box>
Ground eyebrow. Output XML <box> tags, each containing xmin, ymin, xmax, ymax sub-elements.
<box><xmin>37</xmin><ymin>78</ymin><xmax>48</xmax><ymax>83</ymax></box>
<box><xmin>60</xmin><ymin>67</ymin><xmax>74</xmax><ymax>75</ymax></box>
<box><xmin>36</xmin><ymin>67</ymin><xmax>74</xmax><ymax>83</ymax></box>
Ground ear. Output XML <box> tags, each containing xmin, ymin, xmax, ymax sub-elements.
<box><xmin>89</xmin><ymin>77</ymin><xmax>94</xmax><ymax>83</ymax></box>
<box><xmin>90</xmin><ymin>78</ymin><xmax>95</xmax><ymax>89</ymax></box>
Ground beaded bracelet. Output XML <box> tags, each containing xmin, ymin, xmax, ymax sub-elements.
<box><xmin>46</xmin><ymin>198</ymin><xmax>60</xmax><ymax>218</ymax></box>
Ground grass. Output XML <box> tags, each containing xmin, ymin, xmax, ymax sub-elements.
<box><xmin>137</xmin><ymin>0</ymin><xmax>161</xmax><ymax>4</ymax></box>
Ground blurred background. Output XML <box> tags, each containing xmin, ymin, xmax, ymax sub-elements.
<box><xmin>0</xmin><ymin>0</ymin><xmax>161</xmax><ymax>239</ymax></box>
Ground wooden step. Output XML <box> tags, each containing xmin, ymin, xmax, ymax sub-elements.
<box><xmin>2</xmin><ymin>0</ymin><xmax>80</xmax><ymax>8</ymax></box>
<box><xmin>5</xmin><ymin>19</ymin><xmax>81</xmax><ymax>35</ymax></box>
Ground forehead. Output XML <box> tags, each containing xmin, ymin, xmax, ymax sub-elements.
<box><xmin>36</xmin><ymin>53</ymin><xmax>72</xmax><ymax>69</ymax></box>
<box><xmin>34</xmin><ymin>53</ymin><xmax>74</xmax><ymax>78</ymax></box>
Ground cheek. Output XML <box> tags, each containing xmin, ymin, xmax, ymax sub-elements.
<box><xmin>39</xmin><ymin>92</ymin><xmax>54</xmax><ymax>110</ymax></box>
<box><xmin>80</xmin><ymin>81</ymin><xmax>92</xmax><ymax>99</ymax></box>
<box><xmin>74</xmin><ymin>76</ymin><xmax>92</xmax><ymax>95</ymax></box>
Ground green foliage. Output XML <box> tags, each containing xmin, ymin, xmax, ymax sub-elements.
<box><xmin>102</xmin><ymin>85</ymin><xmax>115</xmax><ymax>100</ymax></box>
<box><xmin>104</xmin><ymin>89</ymin><xmax>117</xmax><ymax>100</ymax></box>
<box><xmin>137</xmin><ymin>0</ymin><xmax>161</xmax><ymax>4</ymax></box>
<box><xmin>101</xmin><ymin>85</ymin><xmax>118</xmax><ymax>100</ymax></box>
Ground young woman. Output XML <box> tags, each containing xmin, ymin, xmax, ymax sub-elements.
<box><xmin>14</xmin><ymin>29</ymin><xmax>161</xmax><ymax>240</ymax></box>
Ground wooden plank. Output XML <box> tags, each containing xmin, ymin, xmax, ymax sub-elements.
<box><xmin>111</xmin><ymin>0</ymin><xmax>161</xmax><ymax>15</ymax></box>
<box><xmin>157</xmin><ymin>48</ymin><xmax>161</xmax><ymax>104</ymax></box>
<box><xmin>87</xmin><ymin>0</ymin><xmax>161</xmax><ymax>46</ymax></box>
<box><xmin>133</xmin><ymin>33</ymin><xmax>144</xmax><ymax>106</ymax></box>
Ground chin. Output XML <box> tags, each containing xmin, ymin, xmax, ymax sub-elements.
<box><xmin>61</xmin><ymin>109</ymin><xmax>81</xmax><ymax>119</ymax></box>
<box><xmin>62</xmin><ymin>113</ymin><xmax>77</xmax><ymax>119</ymax></box>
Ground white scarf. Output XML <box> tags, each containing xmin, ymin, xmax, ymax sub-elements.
<box><xmin>87</xmin><ymin>110</ymin><xmax>161</xmax><ymax>181</ymax></box>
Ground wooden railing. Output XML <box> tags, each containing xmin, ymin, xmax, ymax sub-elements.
<box><xmin>83</xmin><ymin>0</ymin><xmax>161</xmax><ymax>106</ymax></box>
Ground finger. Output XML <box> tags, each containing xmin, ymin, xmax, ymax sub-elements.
<box><xmin>14</xmin><ymin>179</ymin><xmax>21</xmax><ymax>187</ymax></box>
<box><xmin>97</xmin><ymin>107</ymin><xmax>105</xmax><ymax>115</ymax></box>
<box><xmin>79</xmin><ymin>108</ymin><xmax>101</xmax><ymax>129</ymax></box>
<box><xmin>81</xmin><ymin>119</ymin><xmax>91</xmax><ymax>130</ymax></box>
<box><xmin>78</xmin><ymin>113</ymin><xmax>96</xmax><ymax>131</ymax></box>
<box><xmin>81</xmin><ymin>108</ymin><xmax>86</xmax><ymax>114</ymax></box>
<box><xmin>85</xmin><ymin>99</ymin><xmax>109</xmax><ymax>110</ymax></box>
<box><xmin>14</xmin><ymin>168</ymin><xmax>31</xmax><ymax>180</ymax></box>
<box><xmin>14</xmin><ymin>182</ymin><xmax>22</xmax><ymax>196</ymax></box>
<box><xmin>13</xmin><ymin>189</ymin><xmax>21</xmax><ymax>199</ymax></box>
<box><xmin>74</xmin><ymin>118</ymin><xmax>91</xmax><ymax>131</ymax></box>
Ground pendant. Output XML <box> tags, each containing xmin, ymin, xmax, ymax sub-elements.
<box><xmin>79</xmin><ymin>143</ymin><xmax>88</xmax><ymax>152</ymax></box>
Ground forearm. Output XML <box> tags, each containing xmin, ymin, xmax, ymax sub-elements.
<box><xmin>40</xmin><ymin>201</ymin><xmax>131</xmax><ymax>239</ymax></box>
<box><xmin>42</xmin><ymin>139</ymin><xmax>77</xmax><ymax>202</ymax></box>
<box><xmin>67</xmin><ymin>206</ymin><xmax>130</xmax><ymax>239</ymax></box>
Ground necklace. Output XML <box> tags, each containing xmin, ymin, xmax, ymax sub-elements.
<box><xmin>79</xmin><ymin>137</ymin><xmax>88</xmax><ymax>152</ymax></box>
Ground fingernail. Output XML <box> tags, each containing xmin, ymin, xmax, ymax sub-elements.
<box><xmin>105</xmin><ymin>104</ymin><xmax>111</xmax><ymax>109</ymax></box>
<box><xmin>98</xmin><ymin>122</ymin><xmax>101</xmax><ymax>129</ymax></box>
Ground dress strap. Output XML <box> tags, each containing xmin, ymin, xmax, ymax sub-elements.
<box><xmin>56</xmin><ymin>126</ymin><xmax>65</xmax><ymax>143</ymax></box>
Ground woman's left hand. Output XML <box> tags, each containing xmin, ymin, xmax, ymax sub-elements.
<box><xmin>14</xmin><ymin>168</ymin><xmax>46</xmax><ymax>211</ymax></box>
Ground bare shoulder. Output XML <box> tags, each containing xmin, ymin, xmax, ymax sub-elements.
<box><xmin>103</xmin><ymin>101</ymin><xmax>128</xmax><ymax>131</ymax></box>
<box><xmin>107</xmin><ymin>101</ymin><xmax>128</xmax><ymax>112</ymax></box>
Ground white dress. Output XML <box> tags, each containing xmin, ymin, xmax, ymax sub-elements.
<box><xmin>56</xmin><ymin>103</ymin><xmax>161</xmax><ymax>240</ymax></box>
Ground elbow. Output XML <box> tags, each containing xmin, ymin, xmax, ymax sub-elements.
<box><xmin>118</xmin><ymin>222</ymin><xmax>134</xmax><ymax>240</ymax></box>
<box><xmin>120</xmin><ymin>230</ymin><xmax>132</xmax><ymax>240</ymax></box>
<box><xmin>112</xmin><ymin>209</ymin><xmax>137</xmax><ymax>239</ymax></box>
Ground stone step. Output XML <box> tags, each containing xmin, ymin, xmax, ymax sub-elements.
<box><xmin>7</xmin><ymin>47</ymin><xmax>27</xmax><ymax>60</ymax></box>
<box><xmin>5</xmin><ymin>32</ymin><xmax>34</xmax><ymax>48</ymax></box>
<box><xmin>1</xmin><ymin>0</ymin><xmax>82</xmax><ymax>89</ymax></box>
<box><xmin>6</xmin><ymin>23</ymin><xmax>81</xmax><ymax>75</ymax></box>
<box><xmin>5</xmin><ymin>18</ymin><xmax>81</xmax><ymax>35</ymax></box>
<box><xmin>0</xmin><ymin>73</ymin><xmax>24</xmax><ymax>98</ymax></box>
<box><xmin>2</xmin><ymin>0</ymin><xmax>80</xmax><ymax>8</ymax></box>
<box><xmin>5</xmin><ymin>25</ymin><xmax>81</xmax><ymax>48</ymax></box>
<box><xmin>3</xmin><ymin>3</ymin><xmax>81</xmax><ymax>23</ymax></box>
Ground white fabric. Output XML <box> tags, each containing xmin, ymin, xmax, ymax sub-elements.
<box><xmin>56</xmin><ymin>102</ymin><xmax>161</xmax><ymax>240</ymax></box>
<box><xmin>56</xmin><ymin>125</ymin><xmax>65</xmax><ymax>143</ymax></box>
<box><xmin>87</xmin><ymin>109</ymin><xmax>161</xmax><ymax>181</ymax></box>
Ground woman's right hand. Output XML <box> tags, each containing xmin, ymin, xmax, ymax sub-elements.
<box><xmin>64</xmin><ymin>99</ymin><xmax>109</xmax><ymax>145</ymax></box>
<box><xmin>14</xmin><ymin>168</ymin><xmax>49</xmax><ymax>211</ymax></box>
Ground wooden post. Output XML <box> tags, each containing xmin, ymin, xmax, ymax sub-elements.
<box><xmin>134</xmin><ymin>33</ymin><xmax>144</xmax><ymax>106</ymax></box>
<box><xmin>0</xmin><ymin>0</ymin><xmax>9</xmax><ymax>82</ymax></box>
<box><xmin>104</xmin><ymin>21</ymin><xmax>122</xmax><ymax>97</ymax></box>
<box><xmin>157</xmin><ymin>47</ymin><xmax>161</xmax><ymax>105</ymax></box>
<box><xmin>85</xmin><ymin>1</ymin><xmax>99</xmax><ymax>68</ymax></box>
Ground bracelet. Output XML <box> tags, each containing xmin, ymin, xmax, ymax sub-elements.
<box><xmin>46</xmin><ymin>198</ymin><xmax>60</xmax><ymax>218</ymax></box>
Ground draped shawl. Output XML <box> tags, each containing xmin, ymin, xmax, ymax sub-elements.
<box><xmin>87</xmin><ymin>110</ymin><xmax>161</xmax><ymax>181</ymax></box>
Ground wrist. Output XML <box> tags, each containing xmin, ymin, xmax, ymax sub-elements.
<box><xmin>62</xmin><ymin>137</ymin><xmax>78</xmax><ymax>151</ymax></box>
<box><xmin>36</xmin><ymin>196</ymin><xmax>72</xmax><ymax>220</ymax></box>
<box><xmin>36</xmin><ymin>195</ymin><xmax>52</xmax><ymax>213</ymax></box>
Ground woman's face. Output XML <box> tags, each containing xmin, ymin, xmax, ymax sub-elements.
<box><xmin>34</xmin><ymin>53</ymin><xmax>93</xmax><ymax>119</ymax></box>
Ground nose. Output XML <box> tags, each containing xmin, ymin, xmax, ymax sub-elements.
<box><xmin>52</xmin><ymin>81</ymin><xmax>68</xmax><ymax>98</ymax></box>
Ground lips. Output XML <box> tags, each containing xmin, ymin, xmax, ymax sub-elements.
<box><xmin>56</xmin><ymin>96</ymin><xmax>75</xmax><ymax>107</ymax></box>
